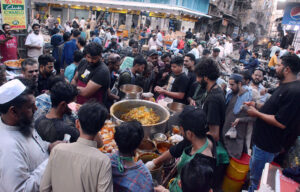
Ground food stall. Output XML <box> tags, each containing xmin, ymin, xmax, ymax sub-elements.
<box><xmin>70</xmin><ymin>84</ymin><xmax>185</xmax><ymax>185</ymax></box>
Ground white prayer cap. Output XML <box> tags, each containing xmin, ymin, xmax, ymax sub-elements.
<box><xmin>0</xmin><ymin>79</ymin><xmax>26</xmax><ymax>104</ymax></box>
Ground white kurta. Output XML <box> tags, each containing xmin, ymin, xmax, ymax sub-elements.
<box><xmin>0</xmin><ymin>118</ymin><xmax>49</xmax><ymax>192</ymax></box>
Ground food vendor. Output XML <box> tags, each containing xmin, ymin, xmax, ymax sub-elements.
<box><xmin>146</xmin><ymin>106</ymin><xmax>216</xmax><ymax>191</ymax></box>
<box><xmin>72</xmin><ymin>42</ymin><xmax>110</xmax><ymax>105</ymax></box>
<box><xmin>0</xmin><ymin>24</ymin><xmax>18</xmax><ymax>62</ymax></box>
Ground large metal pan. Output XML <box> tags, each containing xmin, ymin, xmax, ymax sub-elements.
<box><xmin>119</xmin><ymin>84</ymin><xmax>143</xmax><ymax>99</ymax></box>
<box><xmin>110</xmin><ymin>99</ymin><xmax>170</xmax><ymax>138</ymax></box>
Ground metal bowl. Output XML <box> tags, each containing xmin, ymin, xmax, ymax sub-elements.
<box><xmin>152</xmin><ymin>133</ymin><xmax>167</xmax><ymax>142</ymax></box>
<box><xmin>120</xmin><ymin>84</ymin><xmax>143</xmax><ymax>99</ymax></box>
<box><xmin>110</xmin><ymin>99</ymin><xmax>170</xmax><ymax>138</ymax></box>
<box><xmin>167</xmin><ymin>102</ymin><xmax>186</xmax><ymax>114</ymax></box>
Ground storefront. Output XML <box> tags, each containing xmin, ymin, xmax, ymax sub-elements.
<box><xmin>31</xmin><ymin>0</ymin><xmax>210</xmax><ymax>33</ymax></box>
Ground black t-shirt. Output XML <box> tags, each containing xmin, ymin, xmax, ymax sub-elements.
<box><xmin>38</xmin><ymin>74</ymin><xmax>51</xmax><ymax>94</ymax></box>
<box><xmin>202</xmin><ymin>86</ymin><xmax>226</xmax><ymax>130</ymax></box>
<box><xmin>77</xmin><ymin>59</ymin><xmax>110</xmax><ymax>88</ymax></box>
<box><xmin>35</xmin><ymin>115</ymin><xmax>80</xmax><ymax>143</ymax></box>
<box><xmin>253</xmin><ymin>81</ymin><xmax>300</xmax><ymax>153</ymax></box>
<box><xmin>168</xmin><ymin>73</ymin><xmax>189</xmax><ymax>103</ymax></box>
<box><xmin>77</xmin><ymin>59</ymin><xmax>110</xmax><ymax>103</ymax></box>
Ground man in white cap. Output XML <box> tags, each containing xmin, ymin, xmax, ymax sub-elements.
<box><xmin>0</xmin><ymin>79</ymin><xmax>61</xmax><ymax>191</ymax></box>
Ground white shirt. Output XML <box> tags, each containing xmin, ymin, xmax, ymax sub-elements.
<box><xmin>270</xmin><ymin>46</ymin><xmax>280</xmax><ymax>57</ymax></box>
<box><xmin>189</xmin><ymin>48</ymin><xmax>200</xmax><ymax>59</ymax></box>
<box><xmin>25</xmin><ymin>32</ymin><xmax>44</xmax><ymax>58</ymax></box>
<box><xmin>156</xmin><ymin>32</ymin><xmax>163</xmax><ymax>47</ymax></box>
<box><xmin>80</xmin><ymin>19</ymin><xmax>86</xmax><ymax>28</ymax></box>
<box><xmin>0</xmin><ymin>118</ymin><xmax>49</xmax><ymax>192</ymax></box>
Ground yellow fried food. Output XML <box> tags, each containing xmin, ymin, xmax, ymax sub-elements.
<box><xmin>121</xmin><ymin>106</ymin><xmax>160</xmax><ymax>125</ymax></box>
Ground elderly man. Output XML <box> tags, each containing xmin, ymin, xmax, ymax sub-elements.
<box><xmin>0</xmin><ymin>79</ymin><xmax>61</xmax><ymax>191</ymax></box>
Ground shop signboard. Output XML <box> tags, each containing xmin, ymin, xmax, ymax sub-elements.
<box><xmin>169</xmin><ymin>14</ymin><xmax>181</xmax><ymax>20</ymax></box>
<box><xmin>1</xmin><ymin>0</ymin><xmax>26</xmax><ymax>30</ymax></box>
<box><xmin>92</xmin><ymin>7</ymin><xmax>106</xmax><ymax>11</ymax></box>
<box><xmin>128</xmin><ymin>10</ymin><xmax>140</xmax><ymax>15</ymax></box>
<box><xmin>70</xmin><ymin>5</ymin><xmax>89</xmax><ymax>10</ymax></box>
<box><xmin>181</xmin><ymin>16</ymin><xmax>198</xmax><ymax>22</ymax></box>
<box><xmin>50</xmin><ymin>4</ymin><xmax>68</xmax><ymax>8</ymax></box>
<box><xmin>109</xmin><ymin>8</ymin><xmax>128</xmax><ymax>14</ymax></box>
<box><xmin>282</xmin><ymin>3</ymin><xmax>300</xmax><ymax>26</ymax></box>
<box><xmin>149</xmin><ymin>12</ymin><xmax>166</xmax><ymax>18</ymax></box>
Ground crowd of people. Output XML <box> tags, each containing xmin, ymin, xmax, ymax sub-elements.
<box><xmin>0</xmin><ymin>15</ymin><xmax>300</xmax><ymax>192</ymax></box>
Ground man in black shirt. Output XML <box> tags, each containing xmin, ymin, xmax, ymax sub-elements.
<box><xmin>185</xmin><ymin>28</ymin><xmax>193</xmax><ymax>39</ymax></box>
<box><xmin>154</xmin><ymin>56</ymin><xmax>189</xmax><ymax>104</ymax></box>
<box><xmin>35</xmin><ymin>81</ymin><xmax>79</xmax><ymax>143</ymax></box>
<box><xmin>184</xmin><ymin>53</ymin><xmax>197</xmax><ymax>101</ymax></box>
<box><xmin>38</xmin><ymin>55</ymin><xmax>55</xmax><ymax>94</ymax></box>
<box><xmin>72</xmin><ymin>42</ymin><xmax>110</xmax><ymax>105</ymax></box>
<box><xmin>147</xmin><ymin>58</ymin><xmax>225</xmax><ymax>171</ymax></box>
<box><xmin>246</xmin><ymin>55</ymin><xmax>300</xmax><ymax>192</ymax></box>
<box><xmin>118</xmin><ymin>55</ymin><xmax>147</xmax><ymax>88</ymax></box>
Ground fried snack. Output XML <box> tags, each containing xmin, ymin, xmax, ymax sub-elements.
<box><xmin>121</xmin><ymin>106</ymin><xmax>160</xmax><ymax>125</ymax></box>
<box><xmin>99</xmin><ymin>121</ymin><xmax>118</xmax><ymax>153</ymax></box>
<box><xmin>4</xmin><ymin>59</ymin><xmax>24</xmax><ymax>68</ymax></box>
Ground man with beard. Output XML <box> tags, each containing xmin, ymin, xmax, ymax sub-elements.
<box><xmin>38</xmin><ymin>54</ymin><xmax>55</xmax><ymax>94</ymax></box>
<box><xmin>118</xmin><ymin>55</ymin><xmax>147</xmax><ymax>89</ymax></box>
<box><xmin>145</xmin><ymin>50</ymin><xmax>159</xmax><ymax>92</ymax></box>
<box><xmin>72</xmin><ymin>42</ymin><xmax>110</xmax><ymax>105</ymax></box>
<box><xmin>184</xmin><ymin>53</ymin><xmax>197</xmax><ymax>99</ymax></box>
<box><xmin>147</xmin><ymin>59</ymin><xmax>225</xmax><ymax>190</ymax></box>
<box><xmin>21</xmin><ymin>58</ymin><xmax>39</xmax><ymax>94</ymax></box>
<box><xmin>0</xmin><ymin>79</ymin><xmax>61</xmax><ymax>191</ymax></box>
<box><xmin>250</xmin><ymin>68</ymin><xmax>269</xmax><ymax>104</ymax></box>
<box><xmin>246</xmin><ymin>55</ymin><xmax>300</xmax><ymax>192</ymax></box>
<box><xmin>25</xmin><ymin>24</ymin><xmax>44</xmax><ymax>59</ymax></box>
<box><xmin>155</xmin><ymin>53</ymin><xmax>171</xmax><ymax>88</ymax></box>
<box><xmin>104</xmin><ymin>35</ymin><xmax>121</xmax><ymax>53</ymax></box>
<box><xmin>0</xmin><ymin>23</ymin><xmax>18</xmax><ymax>62</ymax></box>
<box><xmin>35</xmin><ymin>81</ymin><xmax>79</xmax><ymax>143</ymax></box>
<box><xmin>222</xmin><ymin>74</ymin><xmax>252</xmax><ymax>159</ymax></box>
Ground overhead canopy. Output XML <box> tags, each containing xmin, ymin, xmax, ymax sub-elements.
<box><xmin>32</xmin><ymin>0</ymin><xmax>211</xmax><ymax>18</ymax></box>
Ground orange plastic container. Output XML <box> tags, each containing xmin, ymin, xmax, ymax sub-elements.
<box><xmin>227</xmin><ymin>153</ymin><xmax>251</xmax><ymax>181</ymax></box>
<box><xmin>222</xmin><ymin>175</ymin><xmax>244</xmax><ymax>192</ymax></box>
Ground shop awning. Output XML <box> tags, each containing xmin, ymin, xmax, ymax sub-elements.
<box><xmin>32</xmin><ymin>0</ymin><xmax>211</xmax><ymax>18</ymax></box>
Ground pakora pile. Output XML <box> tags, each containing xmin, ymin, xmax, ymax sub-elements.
<box><xmin>121</xmin><ymin>106</ymin><xmax>160</xmax><ymax>125</ymax></box>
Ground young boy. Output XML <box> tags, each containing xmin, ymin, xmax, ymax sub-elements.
<box><xmin>154</xmin><ymin>56</ymin><xmax>189</xmax><ymax>103</ymax></box>
<box><xmin>64</xmin><ymin>50</ymin><xmax>83</xmax><ymax>82</ymax></box>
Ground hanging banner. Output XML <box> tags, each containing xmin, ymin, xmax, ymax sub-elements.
<box><xmin>128</xmin><ymin>10</ymin><xmax>140</xmax><ymax>15</ymax></box>
<box><xmin>282</xmin><ymin>3</ymin><xmax>300</xmax><ymax>26</ymax></box>
<box><xmin>181</xmin><ymin>16</ymin><xmax>198</xmax><ymax>22</ymax></box>
<box><xmin>92</xmin><ymin>7</ymin><xmax>106</xmax><ymax>11</ymax></box>
<box><xmin>70</xmin><ymin>5</ymin><xmax>89</xmax><ymax>10</ymax></box>
<box><xmin>109</xmin><ymin>8</ymin><xmax>128</xmax><ymax>14</ymax></box>
<box><xmin>1</xmin><ymin>0</ymin><xmax>27</xmax><ymax>30</ymax></box>
<box><xmin>149</xmin><ymin>12</ymin><xmax>166</xmax><ymax>18</ymax></box>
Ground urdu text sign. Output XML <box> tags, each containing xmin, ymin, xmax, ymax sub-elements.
<box><xmin>1</xmin><ymin>0</ymin><xmax>27</xmax><ymax>30</ymax></box>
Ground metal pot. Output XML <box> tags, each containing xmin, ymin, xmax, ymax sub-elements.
<box><xmin>120</xmin><ymin>84</ymin><xmax>143</xmax><ymax>99</ymax></box>
<box><xmin>110</xmin><ymin>100</ymin><xmax>170</xmax><ymax>138</ymax></box>
<box><xmin>167</xmin><ymin>102</ymin><xmax>186</xmax><ymax>115</ymax></box>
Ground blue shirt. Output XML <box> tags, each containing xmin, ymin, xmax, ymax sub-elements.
<box><xmin>92</xmin><ymin>37</ymin><xmax>102</xmax><ymax>45</ymax></box>
<box><xmin>64</xmin><ymin>63</ymin><xmax>77</xmax><ymax>82</ymax></box>
<box><xmin>62</xmin><ymin>39</ymin><xmax>78</xmax><ymax>67</ymax></box>
<box><xmin>80</xmin><ymin>32</ymin><xmax>86</xmax><ymax>40</ymax></box>
<box><xmin>140</xmin><ymin>32</ymin><xmax>146</xmax><ymax>45</ymax></box>
<box><xmin>239</xmin><ymin>49</ymin><xmax>251</xmax><ymax>60</ymax></box>
<box><xmin>244</xmin><ymin>57</ymin><xmax>260</xmax><ymax>70</ymax></box>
